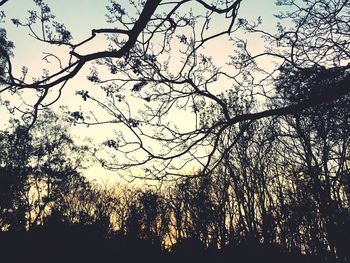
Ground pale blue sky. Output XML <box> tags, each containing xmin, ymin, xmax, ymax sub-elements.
<box><xmin>1</xmin><ymin>0</ymin><xmax>281</xmax><ymax>120</ymax></box>
<box><xmin>2</xmin><ymin>0</ymin><xmax>279</xmax><ymax>43</ymax></box>
<box><xmin>0</xmin><ymin>0</ymin><xmax>282</xmax><ymax>184</ymax></box>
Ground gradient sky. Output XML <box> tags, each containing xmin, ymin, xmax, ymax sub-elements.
<box><xmin>0</xmin><ymin>0</ymin><xmax>281</xmax><ymax>185</ymax></box>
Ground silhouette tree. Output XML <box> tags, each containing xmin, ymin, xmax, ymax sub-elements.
<box><xmin>0</xmin><ymin>124</ymin><xmax>31</xmax><ymax>231</ymax></box>
<box><xmin>0</xmin><ymin>109</ymin><xmax>90</xmax><ymax>231</ymax></box>
<box><xmin>0</xmin><ymin>0</ymin><xmax>349</xmax><ymax>179</ymax></box>
<box><xmin>0</xmin><ymin>2</ymin><xmax>349</xmax><ymax>261</ymax></box>
<box><xmin>271</xmin><ymin>65</ymin><xmax>350</xmax><ymax>261</ymax></box>
<box><xmin>0</xmin><ymin>15</ymin><xmax>13</xmax><ymax>78</ymax></box>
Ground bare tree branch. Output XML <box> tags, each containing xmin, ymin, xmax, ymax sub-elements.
<box><xmin>0</xmin><ymin>0</ymin><xmax>8</xmax><ymax>7</ymax></box>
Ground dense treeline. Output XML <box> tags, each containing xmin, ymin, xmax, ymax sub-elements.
<box><xmin>1</xmin><ymin>93</ymin><xmax>349</xmax><ymax>262</ymax></box>
<box><xmin>1</xmin><ymin>0</ymin><xmax>350</xmax><ymax>262</ymax></box>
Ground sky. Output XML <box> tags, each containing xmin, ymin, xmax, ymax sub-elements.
<box><xmin>0</xmin><ymin>0</ymin><xmax>281</xmax><ymax>185</ymax></box>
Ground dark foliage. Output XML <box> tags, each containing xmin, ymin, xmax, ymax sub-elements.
<box><xmin>0</xmin><ymin>1</ymin><xmax>350</xmax><ymax>262</ymax></box>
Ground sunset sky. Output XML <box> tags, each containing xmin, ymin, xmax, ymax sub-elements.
<box><xmin>0</xmin><ymin>0</ymin><xmax>282</xmax><ymax>184</ymax></box>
